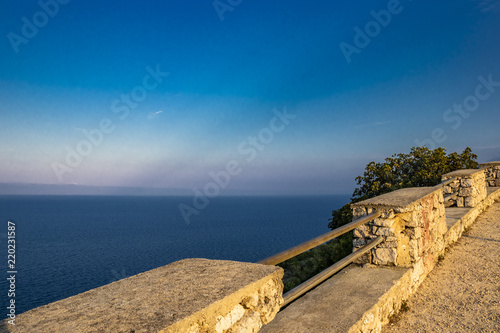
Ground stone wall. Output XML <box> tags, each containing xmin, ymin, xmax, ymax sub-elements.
<box><xmin>352</xmin><ymin>187</ymin><xmax>447</xmax><ymax>269</ymax></box>
<box><xmin>479</xmin><ymin>161</ymin><xmax>500</xmax><ymax>187</ymax></box>
<box><xmin>2</xmin><ymin>259</ymin><xmax>283</xmax><ymax>333</ymax></box>
<box><xmin>442</xmin><ymin>169</ymin><xmax>487</xmax><ymax>207</ymax></box>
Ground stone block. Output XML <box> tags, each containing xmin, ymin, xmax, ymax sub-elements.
<box><xmin>380</xmin><ymin>209</ymin><xmax>396</xmax><ymax>219</ymax></box>
<box><xmin>396</xmin><ymin>235</ymin><xmax>411</xmax><ymax>267</ymax></box>
<box><xmin>378</xmin><ymin>241</ymin><xmax>398</xmax><ymax>248</ymax></box>
<box><xmin>408</xmin><ymin>239</ymin><xmax>419</xmax><ymax>261</ymax></box>
<box><xmin>4</xmin><ymin>259</ymin><xmax>284</xmax><ymax>333</ymax></box>
<box><xmin>436</xmin><ymin>216</ymin><xmax>448</xmax><ymax>236</ymax></box>
<box><xmin>457</xmin><ymin>197</ymin><xmax>464</xmax><ymax>207</ymax></box>
<box><xmin>375</xmin><ymin>227</ymin><xmax>394</xmax><ymax>237</ymax></box>
<box><xmin>372</xmin><ymin>218</ymin><xmax>397</xmax><ymax>228</ymax></box>
<box><xmin>464</xmin><ymin>196</ymin><xmax>475</xmax><ymax>207</ymax></box>
<box><xmin>353</xmin><ymin>206</ymin><xmax>367</xmax><ymax>217</ymax></box>
<box><xmin>353</xmin><ymin>246</ymin><xmax>371</xmax><ymax>264</ymax></box>
<box><xmin>405</xmin><ymin>227</ymin><xmax>422</xmax><ymax>240</ymax></box>
<box><xmin>354</xmin><ymin>225</ymin><xmax>370</xmax><ymax>238</ymax></box>
<box><xmin>353</xmin><ymin>238</ymin><xmax>367</xmax><ymax>247</ymax></box>
<box><xmin>459</xmin><ymin>187</ymin><xmax>474</xmax><ymax>196</ymax></box>
<box><xmin>372</xmin><ymin>248</ymin><xmax>397</xmax><ymax>265</ymax></box>
<box><xmin>405</xmin><ymin>210</ymin><xmax>423</xmax><ymax>228</ymax></box>
<box><xmin>460</xmin><ymin>178</ymin><xmax>474</xmax><ymax>187</ymax></box>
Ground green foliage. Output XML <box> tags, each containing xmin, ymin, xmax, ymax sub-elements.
<box><xmin>278</xmin><ymin>233</ymin><xmax>353</xmax><ymax>293</ymax></box>
<box><xmin>327</xmin><ymin>202</ymin><xmax>353</xmax><ymax>230</ymax></box>
<box><xmin>352</xmin><ymin>146</ymin><xmax>478</xmax><ymax>201</ymax></box>
<box><xmin>329</xmin><ymin>146</ymin><xmax>478</xmax><ymax>230</ymax></box>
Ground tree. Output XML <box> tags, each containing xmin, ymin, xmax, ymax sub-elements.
<box><xmin>328</xmin><ymin>146</ymin><xmax>478</xmax><ymax>229</ymax></box>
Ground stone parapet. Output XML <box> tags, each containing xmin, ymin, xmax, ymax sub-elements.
<box><xmin>479</xmin><ymin>161</ymin><xmax>500</xmax><ymax>187</ymax></box>
<box><xmin>442</xmin><ymin>169</ymin><xmax>487</xmax><ymax>207</ymax></box>
<box><xmin>2</xmin><ymin>259</ymin><xmax>283</xmax><ymax>333</ymax></box>
<box><xmin>351</xmin><ymin>187</ymin><xmax>447</xmax><ymax>269</ymax></box>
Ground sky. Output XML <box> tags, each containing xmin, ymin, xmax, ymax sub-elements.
<box><xmin>0</xmin><ymin>0</ymin><xmax>499</xmax><ymax>196</ymax></box>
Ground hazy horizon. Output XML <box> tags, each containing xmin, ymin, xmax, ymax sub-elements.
<box><xmin>0</xmin><ymin>182</ymin><xmax>353</xmax><ymax>196</ymax></box>
<box><xmin>1</xmin><ymin>1</ymin><xmax>500</xmax><ymax>196</ymax></box>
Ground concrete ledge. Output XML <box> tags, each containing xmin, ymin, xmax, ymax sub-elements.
<box><xmin>351</xmin><ymin>187</ymin><xmax>438</xmax><ymax>210</ymax></box>
<box><xmin>479</xmin><ymin>161</ymin><xmax>500</xmax><ymax>167</ymax></box>
<box><xmin>442</xmin><ymin>169</ymin><xmax>484</xmax><ymax>178</ymax></box>
<box><xmin>260</xmin><ymin>265</ymin><xmax>409</xmax><ymax>333</ymax></box>
<box><xmin>1</xmin><ymin>259</ymin><xmax>284</xmax><ymax>333</ymax></box>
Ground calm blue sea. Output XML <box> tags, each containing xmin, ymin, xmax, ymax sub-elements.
<box><xmin>0</xmin><ymin>195</ymin><xmax>349</xmax><ymax>314</ymax></box>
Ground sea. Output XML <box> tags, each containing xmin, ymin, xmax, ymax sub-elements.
<box><xmin>0</xmin><ymin>194</ymin><xmax>350</xmax><ymax>315</ymax></box>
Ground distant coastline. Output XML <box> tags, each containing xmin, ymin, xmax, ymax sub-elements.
<box><xmin>0</xmin><ymin>182</ymin><xmax>351</xmax><ymax>197</ymax></box>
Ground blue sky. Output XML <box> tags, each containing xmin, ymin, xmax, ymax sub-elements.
<box><xmin>1</xmin><ymin>0</ymin><xmax>499</xmax><ymax>195</ymax></box>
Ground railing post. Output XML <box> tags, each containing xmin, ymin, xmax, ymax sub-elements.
<box><xmin>441</xmin><ymin>169</ymin><xmax>487</xmax><ymax>207</ymax></box>
<box><xmin>351</xmin><ymin>187</ymin><xmax>447</xmax><ymax>274</ymax></box>
<box><xmin>478</xmin><ymin>161</ymin><xmax>500</xmax><ymax>187</ymax></box>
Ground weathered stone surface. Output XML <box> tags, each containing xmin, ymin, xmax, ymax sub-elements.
<box><xmin>396</xmin><ymin>235</ymin><xmax>411</xmax><ymax>267</ymax></box>
<box><xmin>351</xmin><ymin>187</ymin><xmax>445</xmax><ymax>269</ymax></box>
<box><xmin>372</xmin><ymin>248</ymin><xmax>397</xmax><ymax>265</ymax></box>
<box><xmin>352</xmin><ymin>187</ymin><xmax>439</xmax><ymax>209</ymax></box>
<box><xmin>372</xmin><ymin>217</ymin><xmax>397</xmax><ymax>227</ymax></box>
<box><xmin>461</xmin><ymin>178</ymin><xmax>474</xmax><ymax>187</ymax></box>
<box><xmin>260</xmin><ymin>265</ymin><xmax>408</xmax><ymax>333</ymax></box>
<box><xmin>353</xmin><ymin>238</ymin><xmax>367</xmax><ymax>247</ymax></box>
<box><xmin>442</xmin><ymin>169</ymin><xmax>482</xmax><ymax>178</ymax></box>
<box><xmin>442</xmin><ymin>169</ymin><xmax>486</xmax><ymax>208</ymax></box>
<box><xmin>3</xmin><ymin>259</ymin><xmax>283</xmax><ymax>333</ymax></box>
<box><xmin>354</xmin><ymin>224</ymin><xmax>370</xmax><ymax>238</ymax></box>
<box><xmin>405</xmin><ymin>227</ymin><xmax>422</xmax><ymax>240</ymax></box>
<box><xmin>459</xmin><ymin>187</ymin><xmax>474</xmax><ymax>196</ymax></box>
<box><xmin>378</xmin><ymin>241</ymin><xmax>398</xmax><ymax>248</ymax></box>
<box><xmin>464</xmin><ymin>196</ymin><xmax>475</xmax><ymax>207</ymax></box>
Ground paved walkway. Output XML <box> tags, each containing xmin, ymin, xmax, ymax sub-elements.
<box><xmin>384</xmin><ymin>200</ymin><xmax>500</xmax><ymax>332</ymax></box>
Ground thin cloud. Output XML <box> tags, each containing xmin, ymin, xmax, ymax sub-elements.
<box><xmin>147</xmin><ymin>110</ymin><xmax>163</xmax><ymax>120</ymax></box>
<box><xmin>354</xmin><ymin>121</ymin><xmax>391</xmax><ymax>129</ymax></box>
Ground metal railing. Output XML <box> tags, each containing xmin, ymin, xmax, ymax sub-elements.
<box><xmin>258</xmin><ymin>177</ymin><xmax>461</xmax><ymax>307</ymax></box>
<box><xmin>444</xmin><ymin>193</ymin><xmax>458</xmax><ymax>207</ymax></box>
<box><xmin>281</xmin><ymin>236</ymin><xmax>382</xmax><ymax>306</ymax></box>
<box><xmin>436</xmin><ymin>177</ymin><xmax>458</xmax><ymax>207</ymax></box>
<box><xmin>257</xmin><ymin>210</ymin><xmax>381</xmax><ymax>306</ymax></box>
<box><xmin>435</xmin><ymin>178</ymin><xmax>455</xmax><ymax>188</ymax></box>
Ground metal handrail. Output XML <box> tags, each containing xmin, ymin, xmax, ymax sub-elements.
<box><xmin>437</xmin><ymin>178</ymin><xmax>455</xmax><ymax>188</ymax></box>
<box><xmin>282</xmin><ymin>236</ymin><xmax>383</xmax><ymax>307</ymax></box>
<box><xmin>443</xmin><ymin>192</ymin><xmax>458</xmax><ymax>208</ymax></box>
<box><xmin>444</xmin><ymin>192</ymin><xmax>458</xmax><ymax>201</ymax></box>
<box><xmin>257</xmin><ymin>210</ymin><xmax>381</xmax><ymax>266</ymax></box>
